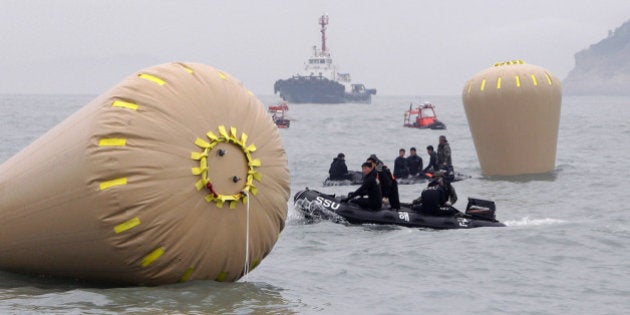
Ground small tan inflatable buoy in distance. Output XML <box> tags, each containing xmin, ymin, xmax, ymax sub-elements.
<box><xmin>0</xmin><ymin>62</ymin><xmax>290</xmax><ymax>285</ymax></box>
<box><xmin>462</xmin><ymin>60</ymin><xmax>562</xmax><ymax>176</ymax></box>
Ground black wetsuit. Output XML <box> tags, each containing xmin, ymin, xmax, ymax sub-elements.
<box><xmin>350</xmin><ymin>169</ymin><xmax>382</xmax><ymax>211</ymax></box>
<box><xmin>329</xmin><ymin>158</ymin><xmax>349</xmax><ymax>180</ymax></box>
<box><xmin>393</xmin><ymin>156</ymin><xmax>410</xmax><ymax>178</ymax></box>
<box><xmin>422</xmin><ymin>151</ymin><xmax>439</xmax><ymax>173</ymax></box>
<box><xmin>412</xmin><ymin>179</ymin><xmax>458</xmax><ymax>216</ymax></box>
<box><xmin>406</xmin><ymin>154</ymin><xmax>423</xmax><ymax>176</ymax></box>
<box><xmin>378</xmin><ymin>165</ymin><xmax>400</xmax><ymax>210</ymax></box>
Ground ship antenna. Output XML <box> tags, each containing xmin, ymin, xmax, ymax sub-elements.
<box><xmin>319</xmin><ymin>14</ymin><xmax>329</xmax><ymax>55</ymax></box>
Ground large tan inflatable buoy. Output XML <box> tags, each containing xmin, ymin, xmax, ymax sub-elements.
<box><xmin>0</xmin><ymin>62</ymin><xmax>290</xmax><ymax>285</ymax></box>
<box><xmin>462</xmin><ymin>60</ymin><xmax>562</xmax><ymax>176</ymax></box>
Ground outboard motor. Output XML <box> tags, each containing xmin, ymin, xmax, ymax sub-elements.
<box><xmin>465</xmin><ymin>198</ymin><xmax>497</xmax><ymax>221</ymax></box>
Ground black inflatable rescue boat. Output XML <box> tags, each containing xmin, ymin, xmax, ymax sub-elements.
<box><xmin>323</xmin><ymin>171</ymin><xmax>364</xmax><ymax>186</ymax></box>
<box><xmin>323</xmin><ymin>171</ymin><xmax>470</xmax><ymax>186</ymax></box>
<box><xmin>293</xmin><ymin>188</ymin><xmax>505</xmax><ymax>229</ymax></box>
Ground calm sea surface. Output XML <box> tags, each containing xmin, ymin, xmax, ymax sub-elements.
<box><xmin>0</xmin><ymin>94</ymin><xmax>629</xmax><ymax>314</ymax></box>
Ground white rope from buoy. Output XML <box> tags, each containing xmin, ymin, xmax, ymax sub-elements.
<box><xmin>243</xmin><ymin>190</ymin><xmax>251</xmax><ymax>280</ymax></box>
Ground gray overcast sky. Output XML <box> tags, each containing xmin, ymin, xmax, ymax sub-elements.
<box><xmin>1</xmin><ymin>1</ymin><xmax>628</xmax><ymax>96</ymax></box>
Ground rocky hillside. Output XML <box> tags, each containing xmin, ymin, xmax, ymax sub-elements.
<box><xmin>563</xmin><ymin>20</ymin><xmax>630</xmax><ymax>95</ymax></box>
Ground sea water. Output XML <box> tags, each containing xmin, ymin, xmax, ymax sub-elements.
<box><xmin>0</xmin><ymin>94</ymin><xmax>628</xmax><ymax>314</ymax></box>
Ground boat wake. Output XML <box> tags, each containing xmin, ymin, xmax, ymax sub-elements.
<box><xmin>503</xmin><ymin>217</ymin><xmax>567</xmax><ymax>227</ymax></box>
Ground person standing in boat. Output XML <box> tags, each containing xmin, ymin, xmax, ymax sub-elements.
<box><xmin>345</xmin><ymin>162</ymin><xmax>382</xmax><ymax>211</ymax></box>
<box><xmin>367</xmin><ymin>155</ymin><xmax>400</xmax><ymax>210</ymax></box>
<box><xmin>406</xmin><ymin>147</ymin><xmax>423</xmax><ymax>177</ymax></box>
<box><xmin>437</xmin><ymin>135</ymin><xmax>452</xmax><ymax>167</ymax></box>
<box><xmin>422</xmin><ymin>145</ymin><xmax>439</xmax><ymax>174</ymax></box>
<box><xmin>328</xmin><ymin>153</ymin><xmax>351</xmax><ymax>180</ymax></box>
<box><xmin>393</xmin><ymin>148</ymin><xmax>410</xmax><ymax>179</ymax></box>
<box><xmin>411</xmin><ymin>171</ymin><xmax>458</xmax><ymax>216</ymax></box>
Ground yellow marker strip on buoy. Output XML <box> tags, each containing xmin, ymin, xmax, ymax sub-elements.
<box><xmin>114</xmin><ymin>217</ymin><xmax>140</xmax><ymax>234</ymax></box>
<box><xmin>217</xmin><ymin>71</ymin><xmax>227</xmax><ymax>80</ymax></box>
<box><xmin>496</xmin><ymin>77</ymin><xmax>502</xmax><ymax>89</ymax></box>
<box><xmin>515</xmin><ymin>75</ymin><xmax>521</xmax><ymax>87</ymax></box>
<box><xmin>215</xmin><ymin>271</ymin><xmax>228</xmax><ymax>282</ymax></box>
<box><xmin>249</xmin><ymin>159</ymin><xmax>261</xmax><ymax>167</ymax></box>
<box><xmin>218</xmin><ymin>125</ymin><xmax>228</xmax><ymax>138</ymax></box>
<box><xmin>98</xmin><ymin>138</ymin><xmax>127</xmax><ymax>147</ymax></box>
<box><xmin>194</xmin><ymin>138</ymin><xmax>211</xmax><ymax>149</ymax></box>
<box><xmin>112</xmin><ymin>100</ymin><xmax>139</xmax><ymax>111</ymax></box>
<box><xmin>180</xmin><ymin>267</ymin><xmax>194</xmax><ymax>282</ymax></box>
<box><xmin>191</xmin><ymin>166</ymin><xmax>206</xmax><ymax>175</ymax></box>
<box><xmin>141</xmin><ymin>247</ymin><xmax>164</xmax><ymax>267</ymax></box>
<box><xmin>544</xmin><ymin>72</ymin><xmax>553</xmax><ymax>85</ymax></box>
<box><xmin>531</xmin><ymin>74</ymin><xmax>538</xmax><ymax>86</ymax></box>
<box><xmin>206</xmin><ymin>131</ymin><xmax>219</xmax><ymax>141</ymax></box>
<box><xmin>195</xmin><ymin>179</ymin><xmax>207</xmax><ymax>191</ymax></box>
<box><xmin>467</xmin><ymin>82</ymin><xmax>472</xmax><ymax>94</ymax></box>
<box><xmin>181</xmin><ymin>65</ymin><xmax>194</xmax><ymax>74</ymax></box>
<box><xmin>480</xmin><ymin>79</ymin><xmax>486</xmax><ymax>91</ymax></box>
<box><xmin>190</xmin><ymin>151</ymin><xmax>206</xmax><ymax>160</ymax></box>
<box><xmin>99</xmin><ymin>177</ymin><xmax>128</xmax><ymax>191</ymax></box>
<box><xmin>138</xmin><ymin>73</ymin><xmax>166</xmax><ymax>86</ymax></box>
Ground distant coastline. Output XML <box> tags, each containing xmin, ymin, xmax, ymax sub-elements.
<box><xmin>563</xmin><ymin>19</ymin><xmax>630</xmax><ymax>96</ymax></box>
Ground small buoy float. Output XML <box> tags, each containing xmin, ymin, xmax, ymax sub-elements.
<box><xmin>0</xmin><ymin>62</ymin><xmax>290</xmax><ymax>285</ymax></box>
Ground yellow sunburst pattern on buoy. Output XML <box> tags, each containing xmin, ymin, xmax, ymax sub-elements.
<box><xmin>191</xmin><ymin>125</ymin><xmax>262</xmax><ymax>209</ymax></box>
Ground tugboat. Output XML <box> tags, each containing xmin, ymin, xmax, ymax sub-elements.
<box><xmin>403</xmin><ymin>102</ymin><xmax>446</xmax><ymax>130</ymax></box>
<box><xmin>268</xmin><ymin>102</ymin><xmax>290</xmax><ymax>128</ymax></box>
<box><xmin>273</xmin><ymin>14</ymin><xmax>377</xmax><ymax>104</ymax></box>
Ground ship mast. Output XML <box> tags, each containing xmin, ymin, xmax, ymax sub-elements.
<box><xmin>319</xmin><ymin>14</ymin><xmax>329</xmax><ymax>56</ymax></box>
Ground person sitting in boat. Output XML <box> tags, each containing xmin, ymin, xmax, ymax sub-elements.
<box><xmin>328</xmin><ymin>153</ymin><xmax>351</xmax><ymax>180</ymax></box>
<box><xmin>411</xmin><ymin>170</ymin><xmax>458</xmax><ymax>216</ymax></box>
<box><xmin>406</xmin><ymin>147</ymin><xmax>423</xmax><ymax>177</ymax></box>
<box><xmin>367</xmin><ymin>155</ymin><xmax>400</xmax><ymax>210</ymax></box>
<box><xmin>393</xmin><ymin>148</ymin><xmax>410</xmax><ymax>179</ymax></box>
<box><xmin>422</xmin><ymin>145</ymin><xmax>439</xmax><ymax>174</ymax></box>
<box><xmin>345</xmin><ymin>162</ymin><xmax>382</xmax><ymax>211</ymax></box>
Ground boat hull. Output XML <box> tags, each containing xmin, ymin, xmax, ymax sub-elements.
<box><xmin>403</xmin><ymin>120</ymin><xmax>447</xmax><ymax>130</ymax></box>
<box><xmin>274</xmin><ymin>76</ymin><xmax>374</xmax><ymax>104</ymax></box>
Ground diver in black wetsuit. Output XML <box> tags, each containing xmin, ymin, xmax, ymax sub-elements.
<box><xmin>367</xmin><ymin>155</ymin><xmax>400</xmax><ymax>210</ymax></box>
<box><xmin>345</xmin><ymin>162</ymin><xmax>382</xmax><ymax>211</ymax></box>
<box><xmin>393</xmin><ymin>148</ymin><xmax>410</xmax><ymax>179</ymax></box>
<box><xmin>411</xmin><ymin>169</ymin><xmax>459</xmax><ymax>216</ymax></box>
<box><xmin>422</xmin><ymin>145</ymin><xmax>439</xmax><ymax>174</ymax></box>
<box><xmin>406</xmin><ymin>147</ymin><xmax>423</xmax><ymax>176</ymax></box>
<box><xmin>328</xmin><ymin>153</ymin><xmax>351</xmax><ymax>180</ymax></box>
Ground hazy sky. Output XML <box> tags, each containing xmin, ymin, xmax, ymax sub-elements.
<box><xmin>1</xmin><ymin>1</ymin><xmax>628</xmax><ymax>96</ymax></box>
